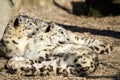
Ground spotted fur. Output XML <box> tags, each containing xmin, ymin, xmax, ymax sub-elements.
<box><xmin>2</xmin><ymin>13</ymin><xmax>112</xmax><ymax>77</ymax></box>
<box><xmin>7</xmin><ymin>44</ymin><xmax>98</xmax><ymax>76</ymax></box>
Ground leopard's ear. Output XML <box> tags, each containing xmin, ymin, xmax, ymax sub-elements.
<box><xmin>45</xmin><ymin>22</ymin><xmax>55</xmax><ymax>33</ymax></box>
<box><xmin>14</xmin><ymin>17</ymin><xmax>19</xmax><ymax>29</ymax></box>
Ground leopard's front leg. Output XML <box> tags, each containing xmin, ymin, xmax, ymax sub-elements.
<box><xmin>7</xmin><ymin>56</ymin><xmax>38</xmax><ymax>75</ymax></box>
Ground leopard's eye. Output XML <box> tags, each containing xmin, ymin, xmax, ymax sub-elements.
<box><xmin>61</xmin><ymin>31</ymin><xmax>64</xmax><ymax>34</ymax></box>
<box><xmin>29</xmin><ymin>22</ymin><xmax>32</xmax><ymax>26</ymax></box>
<box><xmin>59</xmin><ymin>29</ymin><xmax>64</xmax><ymax>34</ymax></box>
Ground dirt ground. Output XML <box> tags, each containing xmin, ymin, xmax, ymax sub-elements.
<box><xmin>0</xmin><ymin>0</ymin><xmax>120</xmax><ymax>80</ymax></box>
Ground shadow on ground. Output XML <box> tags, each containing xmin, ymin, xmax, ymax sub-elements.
<box><xmin>57</xmin><ymin>23</ymin><xmax>120</xmax><ymax>39</ymax></box>
<box><xmin>86</xmin><ymin>73</ymin><xmax>120</xmax><ymax>80</ymax></box>
<box><xmin>53</xmin><ymin>0</ymin><xmax>120</xmax><ymax>17</ymax></box>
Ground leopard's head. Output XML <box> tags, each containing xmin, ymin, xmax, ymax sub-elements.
<box><xmin>43</xmin><ymin>22</ymin><xmax>70</xmax><ymax>44</ymax></box>
<box><xmin>10</xmin><ymin>13</ymin><xmax>38</xmax><ymax>38</ymax></box>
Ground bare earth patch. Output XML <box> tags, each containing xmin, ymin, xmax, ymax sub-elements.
<box><xmin>0</xmin><ymin>0</ymin><xmax>120</xmax><ymax>80</ymax></box>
